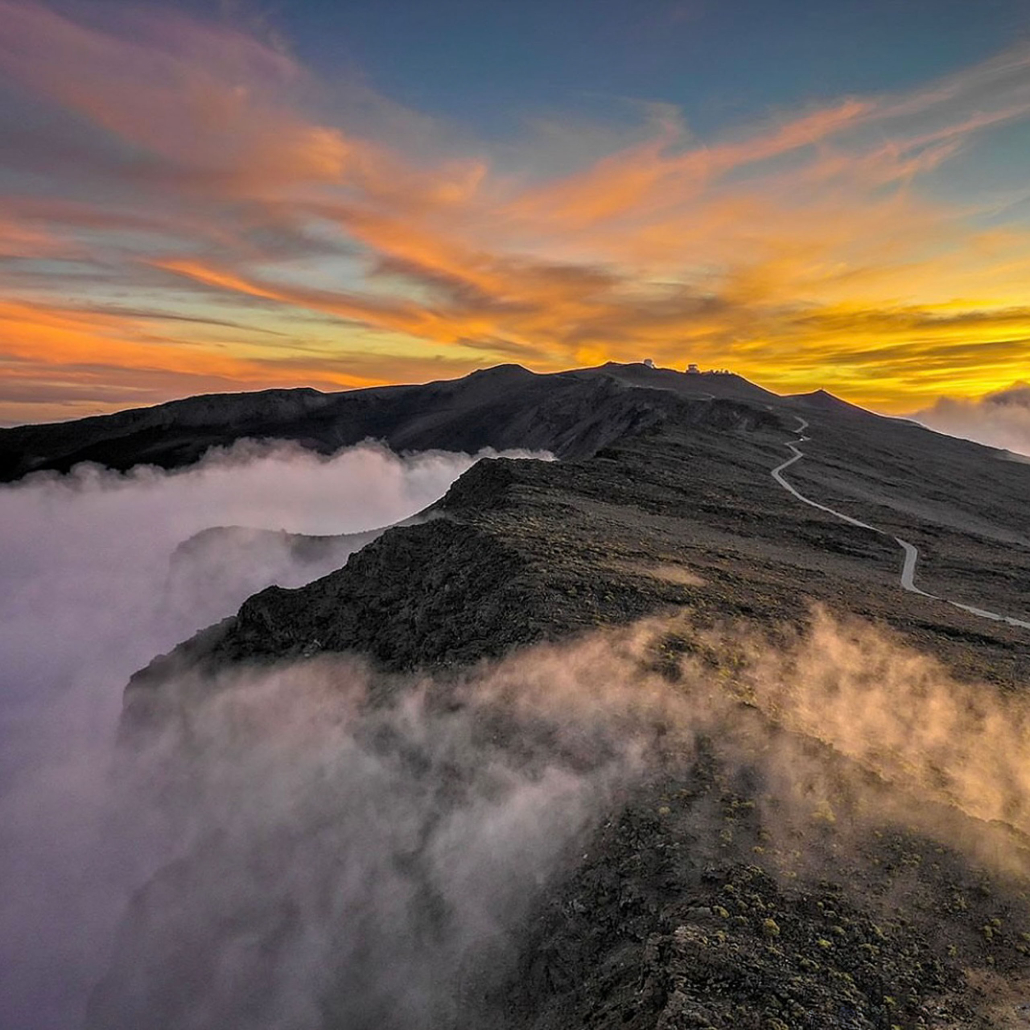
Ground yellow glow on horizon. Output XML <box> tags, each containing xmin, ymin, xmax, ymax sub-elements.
<box><xmin>3</xmin><ymin>3</ymin><xmax>1030</xmax><ymax>423</ymax></box>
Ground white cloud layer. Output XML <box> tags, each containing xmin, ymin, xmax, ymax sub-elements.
<box><xmin>915</xmin><ymin>382</ymin><xmax>1030</xmax><ymax>456</ymax></box>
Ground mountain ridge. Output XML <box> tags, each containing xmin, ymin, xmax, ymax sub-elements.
<box><xmin>0</xmin><ymin>363</ymin><xmax>848</xmax><ymax>481</ymax></box>
<box><xmin>123</xmin><ymin>380</ymin><xmax>1030</xmax><ymax>727</ymax></box>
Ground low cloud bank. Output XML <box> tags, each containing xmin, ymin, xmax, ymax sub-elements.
<box><xmin>0</xmin><ymin>440</ymin><xmax>543</xmax><ymax>1030</ymax></box>
<box><xmin>914</xmin><ymin>382</ymin><xmax>1030</xmax><ymax>456</ymax></box>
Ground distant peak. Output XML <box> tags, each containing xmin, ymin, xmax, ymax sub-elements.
<box><xmin>468</xmin><ymin>364</ymin><xmax>533</xmax><ymax>378</ymax></box>
<box><xmin>790</xmin><ymin>388</ymin><xmax>844</xmax><ymax>402</ymax></box>
<box><xmin>785</xmin><ymin>388</ymin><xmax>875</xmax><ymax>417</ymax></box>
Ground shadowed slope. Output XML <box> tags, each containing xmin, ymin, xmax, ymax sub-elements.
<box><xmin>0</xmin><ymin>365</ymin><xmax>723</xmax><ymax>480</ymax></box>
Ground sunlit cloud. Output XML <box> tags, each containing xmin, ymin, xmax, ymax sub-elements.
<box><xmin>2</xmin><ymin>0</ymin><xmax>1030</xmax><ymax>421</ymax></box>
<box><xmin>915</xmin><ymin>382</ymin><xmax>1030</xmax><ymax>456</ymax></box>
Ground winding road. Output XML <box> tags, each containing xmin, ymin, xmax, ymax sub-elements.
<box><xmin>771</xmin><ymin>416</ymin><xmax>1030</xmax><ymax>631</ymax></box>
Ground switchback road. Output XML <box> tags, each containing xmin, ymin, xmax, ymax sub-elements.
<box><xmin>772</xmin><ymin>416</ymin><xmax>1030</xmax><ymax>631</ymax></box>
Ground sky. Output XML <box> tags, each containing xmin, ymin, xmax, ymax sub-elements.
<box><xmin>2</xmin><ymin>0</ymin><xmax>1030</xmax><ymax>424</ymax></box>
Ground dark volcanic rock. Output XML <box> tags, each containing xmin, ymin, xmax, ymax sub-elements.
<box><xmin>504</xmin><ymin>807</ymin><xmax>984</xmax><ymax>1030</ymax></box>
<box><xmin>231</xmin><ymin>519</ymin><xmax>542</xmax><ymax>666</ymax></box>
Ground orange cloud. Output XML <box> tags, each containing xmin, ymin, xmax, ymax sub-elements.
<box><xmin>3</xmin><ymin>2</ymin><xmax>1030</xmax><ymax>422</ymax></box>
<box><xmin>0</xmin><ymin>298</ymin><xmax>276</xmax><ymax>376</ymax></box>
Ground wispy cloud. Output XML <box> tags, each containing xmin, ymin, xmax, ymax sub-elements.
<box><xmin>2</xmin><ymin>1</ymin><xmax>1030</xmax><ymax>419</ymax></box>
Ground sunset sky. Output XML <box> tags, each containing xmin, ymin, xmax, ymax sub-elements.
<box><xmin>2</xmin><ymin>0</ymin><xmax>1030</xmax><ymax>424</ymax></box>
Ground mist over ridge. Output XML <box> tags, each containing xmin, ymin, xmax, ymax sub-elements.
<box><xmin>2</xmin><ymin>360</ymin><xmax>1030</xmax><ymax>1028</ymax></box>
<box><xmin>54</xmin><ymin>609</ymin><xmax>1030</xmax><ymax>1030</ymax></box>
<box><xmin>0</xmin><ymin>438</ymin><xmax>540</xmax><ymax>1030</ymax></box>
